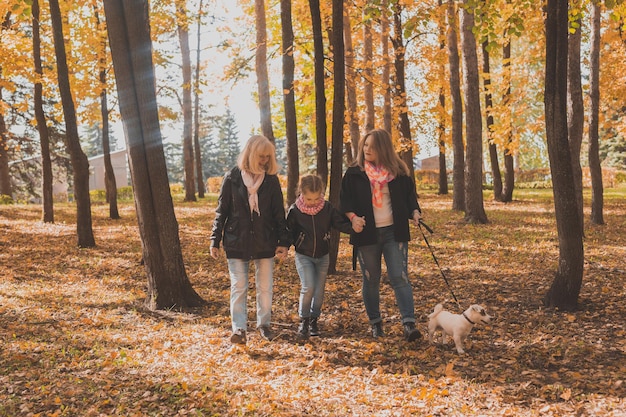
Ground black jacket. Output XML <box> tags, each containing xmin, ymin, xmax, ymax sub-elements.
<box><xmin>339</xmin><ymin>165</ymin><xmax>421</xmax><ymax>247</ymax></box>
<box><xmin>211</xmin><ymin>167</ymin><xmax>290</xmax><ymax>259</ymax></box>
<box><xmin>286</xmin><ymin>201</ymin><xmax>353</xmax><ymax>258</ymax></box>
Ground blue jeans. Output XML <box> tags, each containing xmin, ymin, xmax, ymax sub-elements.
<box><xmin>356</xmin><ymin>226</ymin><xmax>415</xmax><ymax>325</ymax></box>
<box><xmin>295</xmin><ymin>252</ymin><xmax>330</xmax><ymax>319</ymax></box>
<box><xmin>227</xmin><ymin>257</ymin><xmax>274</xmax><ymax>332</ymax></box>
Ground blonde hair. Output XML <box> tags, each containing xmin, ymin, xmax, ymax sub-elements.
<box><xmin>298</xmin><ymin>174</ymin><xmax>325</xmax><ymax>195</ymax></box>
<box><xmin>355</xmin><ymin>129</ymin><xmax>410</xmax><ymax>176</ymax></box>
<box><xmin>237</xmin><ymin>135</ymin><xmax>278</xmax><ymax>175</ymax></box>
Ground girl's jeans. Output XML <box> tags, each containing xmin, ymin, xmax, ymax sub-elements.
<box><xmin>295</xmin><ymin>252</ymin><xmax>330</xmax><ymax>319</ymax></box>
<box><xmin>227</xmin><ymin>257</ymin><xmax>274</xmax><ymax>332</ymax></box>
<box><xmin>356</xmin><ymin>226</ymin><xmax>416</xmax><ymax>325</ymax></box>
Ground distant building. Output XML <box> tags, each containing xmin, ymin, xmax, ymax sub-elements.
<box><xmin>88</xmin><ymin>149</ymin><xmax>129</xmax><ymax>190</ymax></box>
<box><xmin>415</xmin><ymin>155</ymin><xmax>439</xmax><ymax>170</ymax></box>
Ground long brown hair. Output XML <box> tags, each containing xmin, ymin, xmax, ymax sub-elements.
<box><xmin>354</xmin><ymin>129</ymin><xmax>410</xmax><ymax>176</ymax></box>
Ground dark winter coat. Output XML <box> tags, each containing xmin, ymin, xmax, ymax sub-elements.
<box><xmin>339</xmin><ymin>165</ymin><xmax>421</xmax><ymax>247</ymax></box>
<box><xmin>286</xmin><ymin>201</ymin><xmax>353</xmax><ymax>258</ymax></box>
<box><xmin>211</xmin><ymin>167</ymin><xmax>290</xmax><ymax>259</ymax></box>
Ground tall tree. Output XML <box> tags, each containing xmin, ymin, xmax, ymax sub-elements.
<box><xmin>344</xmin><ymin>3</ymin><xmax>360</xmax><ymax>163</ymax></box>
<box><xmin>104</xmin><ymin>0</ymin><xmax>205</xmax><ymax>310</ymax></box>
<box><xmin>500</xmin><ymin>35</ymin><xmax>515</xmax><ymax>202</ymax></box>
<box><xmin>94</xmin><ymin>5</ymin><xmax>119</xmax><ymax>220</ymax></box>
<box><xmin>392</xmin><ymin>2</ymin><xmax>415</xmax><ymax>178</ymax></box>
<box><xmin>0</xmin><ymin>13</ymin><xmax>12</xmax><ymax>199</ymax></box>
<box><xmin>437</xmin><ymin>0</ymin><xmax>448</xmax><ymax>195</ymax></box>
<box><xmin>380</xmin><ymin>0</ymin><xmax>392</xmax><ymax>134</ymax></box>
<box><xmin>193</xmin><ymin>0</ymin><xmax>205</xmax><ymax>199</ymax></box>
<box><xmin>482</xmin><ymin>41</ymin><xmax>503</xmax><ymax>200</ymax></box>
<box><xmin>176</xmin><ymin>0</ymin><xmax>196</xmax><ymax>202</ymax></box>
<box><xmin>447</xmin><ymin>0</ymin><xmax>464</xmax><ymax>211</ymax></box>
<box><xmin>567</xmin><ymin>4</ymin><xmax>584</xmax><ymax>234</ymax></box>
<box><xmin>543</xmin><ymin>0</ymin><xmax>584</xmax><ymax>310</ymax></box>
<box><xmin>460</xmin><ymin>0</ymin><xmax>487</xmax><ymax>224</ymax></box>
<box><xmin>281</xmin><ymin>0</ymin><xmax>299</xmax><ymax>206</ymax></box>
<box><xmin>308</xmin><ymin>0</ymin><xmax>327</xmax><ymax>184</ymax></box>
<box><xmin>328</xmin><ymin>0</ymin><xmax>344</xmax><ymax>274</ymax></box>
<box><xmin>363</xmin><ymin>8</ymin><xmax>375</xmax><ymax>133</ymax></box>
<box><xmin>49</xmin><ymin>0</ymin><xmax>96</xmax><ymax>247</ymax></box>
<box><xmin>33</xmin><ymin>0</ymin><xmax>53</xmax><ymax>222</ymax></box>
<box><xmin>588</xmin><ymin>1</ymin><xmax>603</xmax><ymax>225</ymax></box>
<box><xmin>255</xmin><ymin>0</ymin><xmax>275</xmax><ymax>142</ymax></box>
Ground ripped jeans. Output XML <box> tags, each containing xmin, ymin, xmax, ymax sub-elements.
<box><xmin>356</xmin><ymin>226</ymin><xmax>416</xmax><ymax>325</ymax></box>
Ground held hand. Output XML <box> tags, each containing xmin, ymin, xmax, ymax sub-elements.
<box><xmin>351</xmin><ymin>215</ymin><xmax>366</xmax><ymax>232</ymax></box>
<box><xmin>210</xmin><ymin>246</ymin><xmax>220</xmax><ymax>259</ymax></box>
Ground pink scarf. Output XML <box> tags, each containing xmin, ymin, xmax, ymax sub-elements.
<box><xmin>241</xmin><ymin>170</ymin><xmax>265</xmax><ymax>215</ymax></box>
<box><xmin>296</xmin><ymin>194</ymin><xmax>325</xmax><ymax>216</ymax></box>
<box><xmin>364</xmin><ymin>161</ymin><xmax>395</xmax><ymax>208</ymax></box>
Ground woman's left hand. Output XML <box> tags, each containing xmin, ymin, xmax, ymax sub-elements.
<box><xmin>275</xmin><ymin>246</ymin><xmax>288</xmax><ymax>261</ymax></box>
<box><xmin>412</xmin><ymin>210</ymin><xmax>422</xmax><ymax>226</ymax></box>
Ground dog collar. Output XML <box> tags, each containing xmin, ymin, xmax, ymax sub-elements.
<box><xmin>462</xmin><ymin>312</ymin><xmax>475</xmax><ymax>325</ymax></box>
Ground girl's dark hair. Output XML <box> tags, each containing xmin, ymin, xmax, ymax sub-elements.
<box><xmin>298</xmin><ymin>174</ymin><xmax>325</xmax><ymax>195</ymax></box>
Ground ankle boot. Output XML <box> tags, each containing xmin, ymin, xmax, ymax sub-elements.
<box><xmin>403</xmin><ymin>321</ymin><xmax>422</xmax><ymax>342</ymax></box>
<box><xmin>371</xmin><ymin>322</ymin><xmax>384</xmax><ymax>339</ymax></box>
<box><xmin>309</xmin><ymin>318</ymin><xmax>320</xmax><ymax>336</ymax></box>
<box><xmin>297</xmin><ymin>318</ymin><xmax>310</xmax><ymax>340</ymax></box>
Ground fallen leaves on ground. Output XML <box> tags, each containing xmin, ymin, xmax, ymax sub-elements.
<box><xmin>1</xmin><ymin>189</ymin><xmax>625</xmax><ymax>416</ymax></box>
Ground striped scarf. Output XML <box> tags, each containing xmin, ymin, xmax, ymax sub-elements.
<box><xmin>295</xmin><ymin>194</ymin><xmax>325</xmax><ymax>215</ymax></box>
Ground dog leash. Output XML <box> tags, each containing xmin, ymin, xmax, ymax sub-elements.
<box><xmin>417</xmin><ymin>219</ymin><xmax>462</xmax><ymax>312</ymax></box>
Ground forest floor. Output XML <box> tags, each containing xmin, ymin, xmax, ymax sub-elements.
<box><xmin>1</xmin><ymin>188</ymin><xmax>625</xmax><ymax>417</ymax></box>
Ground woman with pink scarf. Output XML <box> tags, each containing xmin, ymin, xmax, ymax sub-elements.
<box><xmin>340</xmin><ymin>129</ymin><xmax>423</xmax><ymax>342</ymax></box>
<box><xmin>210</xmin><ymin>135</ymin><xmax>290</xmax><ymax>345</ymax></box>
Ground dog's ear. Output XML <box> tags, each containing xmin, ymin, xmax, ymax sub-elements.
<box><xmin>473</xmin><ymin>305</ymin><xmax>487</xmax><ymax>316</ymax></box>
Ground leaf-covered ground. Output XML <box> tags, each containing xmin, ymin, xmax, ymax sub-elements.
<box><xmin>1</xmin><ymin>189</ymin><xmax>625</xmax><ymax>416</ymax></box>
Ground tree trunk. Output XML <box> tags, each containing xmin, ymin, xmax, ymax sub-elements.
<box><xmin>460</xmin><ymin>1</ymin><xmax>487</xmax><ymax>224</ymax></box>
<box><xmin>176</xmin><ymin>0</ymin><xmax>196</xmax><ymax>202</ymax></box>
<box><xmin>194</xmin><ymin>0</ymin><xmax>205</xmax><ymax>199</ymax></box>
<box><xmin>328</xmin><ymin>0</ymin><xmax>345</xmax><ymax>274</ymax></box>
<box><xmin>482</xmin><ymin>41</ymin><xmax>503</xmax><ymax>201</ymax></box>
<box><xmin>392</xmin><ymin>4</ymin><xmax>414</xmax><ymax>178</ymax></box>
<box><xmin>0</xmin><ymin>13</ymin><xmax>12</xmax><ymax>200</ymax></box>
<box><xmin>95</xmin><ymin>6</ymin><xmax>119</xmax><ymax>220</ymax></box>
<box><xmin>33</xmin><ymin>0</ymin><xmax>54</xmax><ymax>221</ymax></box>
<box><xmin>588</xmin><ymin>2</ymin><xmax>603</xmax><ymax>225</ymax></box>
<box><xmin>567</xmin><ymin>7</ymin><xmax>584</xmax><ymax>234</ymax></box>
<box><xmin>447</xmin><ymin>0</ymin><xmax>464</xmax><ymax>211</ymax></box>
<box><xmin>308</xmin><ymin>0</ymin><xmax>327</xmax><ymax>185</ymax></box>
<box><xmin>104</xmin><ymin>0</ymin><xmax>205</xmax><ymax>310</ymax></box>
<box><xmin>381</xmin><ymin>0</ymin><xmax>392</xmax><ymax>134</ymax></box>
<box><xmin>543</xmin><ymin>0</ymin><xmax>584</xmax><ymax>311</ymax></box>
<box><xmin>255</xmin><ymin>0</ymin><xmax>275</xmax><ymax>142</ymax></box>
<box><xmin>363</xmin><ymin>12</ymin><xmax>375</xmax><ymax>133</ymax></box>
<box><xmin>49</xmin><ymin>0</ymin><xmax>95</xmax><ymax>248</ymax></box>
<box><xmin>437</xmin><ymin>0</ymin><xmax>448</xmax><ymax>195</ymax></box>
<box><xmin>281</xmin><ymin>0</ymin><xmax>299</xmax><ymax>206</ymax></box>
<box><xmin>344</xmin><ymin>4</ymin><xmax>360</xmax><ymax>163</ymax></box>
<box><xmin>501</xmin><ymin>38</ymin><xmax>515</xmax><ymax>202</ymax></box>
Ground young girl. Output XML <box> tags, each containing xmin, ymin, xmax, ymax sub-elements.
<box><xmin>287</xmin><ymin>175</ymin><xmax>358</xmax><ymax>340</ymax></box>
<box><xmin>210</xmin><ymin>135</ymin><xmax>290</xmax><ymax>345</ymax></box>
<box><xmin>340</xmin><ymin>129</ymin><xmax>423</xmax><ymax>342</ymax></box>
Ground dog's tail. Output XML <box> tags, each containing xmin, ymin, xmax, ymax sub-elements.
<box><xmin>428</xmin><ymin>303</ymin><xmax>444</xmax><ymax>318</ymax></box>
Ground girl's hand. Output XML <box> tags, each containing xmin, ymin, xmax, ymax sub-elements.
<box><xmin>351</xmin><ymin>215</ymin><xmax>365</xmax><ymax>233</ymax></box>
<box><xmin>210</xmin><ymin>246</ymin><xmax>220</xmax><ymax>259</ymax></box>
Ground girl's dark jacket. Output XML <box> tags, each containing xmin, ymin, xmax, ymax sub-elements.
<box><xmin>211</xmin><ymin>167</ymin><xmax>290</xmax><ymax>259</ymax></box>
<box><xmin>286</xmin><ymin>201</ymin><xmax>353</xmax><ymax>259</ymax></box>
<box><xmin>339</xmin><ymin>165</ymin><xmax>421</xmax><ymax>247</ymax></box>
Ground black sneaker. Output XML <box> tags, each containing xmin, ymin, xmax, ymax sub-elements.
<box><xmin>371</xmin><ymin>322</ymin><xmax>384</xmax><ymax>339</ymax></box>
<box><xmin>259</xmin><ymin>326</ymin><xmax>274</xmax><ymax>341</ymax></box>
<box><xmin>297</xmin><ymin>318</ymin><xmax>310</xmax><ymax>340</ymax></box>
<box><xmin>309</xmin><ymin>318</ymin><xmax>320</xmax><ymax>337</ymax></box>
<box><xmin>230</xmin><ymin>329</ymin><xmax>246</xmax><ymax>345</ymax></box>
<box><xmin>403</xmin><ymin>322</ymin><xmax>422</xmax><ymax>342</ymax></box>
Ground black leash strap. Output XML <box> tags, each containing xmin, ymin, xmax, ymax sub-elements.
<box><xmin>417</xmin><ymin>219</ymin><xmax>462</xmax><ymax>311</ymax></box>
